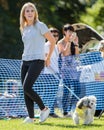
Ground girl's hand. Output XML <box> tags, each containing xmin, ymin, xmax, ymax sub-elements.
<box><xmin>45</xmin><ymin>57</ymin><xmax>51</xmax><ymax>67</ymax></box>
<box><xmin>70</xmin><ymin>32</ymin><xmax>77</xmax><ymax>42</ymax></box>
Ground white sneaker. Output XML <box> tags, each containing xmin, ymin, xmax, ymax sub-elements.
<box><xmin>39</xmin><ymin>107</ymin><xmax>50</xmax><ymax>123</ymax></box>
<box><xmin>23</xmin><ymin>117</ymin><xmax>34</xmax><ymax>123</ymax></box>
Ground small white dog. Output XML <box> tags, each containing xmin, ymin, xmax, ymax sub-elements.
<box><xmin>72</xmin><ymin>95</ymin><xmax>97</xmax><ymax>125</ymax></box>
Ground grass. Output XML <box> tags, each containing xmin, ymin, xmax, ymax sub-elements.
<box><xmin>0</xmin><ymin>114</ymin><xmax>104</xmax><ymax>130</ymax></box>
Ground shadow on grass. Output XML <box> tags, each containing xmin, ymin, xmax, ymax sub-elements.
<box><xmin>35</xmin><ymin>122</ymin><xmax>103</xmax><ymax>129</ymax></box>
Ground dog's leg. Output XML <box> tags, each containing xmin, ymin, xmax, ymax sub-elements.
<box><xmin>83</xmin><ymin>110</ymin><xmax>90</xmax><ymax>125</ymax></box>
<box><xmin>83</xmin><ymin>110</ymin><xmax>93</xmax><ymax>125</ymax></box>
<box><xmin>83</xmin><ymin>115</ymin><xmax>91</xmax><ymax>125</ymax></box>
<box><xmin>72</xmin><ymin>113</ymin><xmax>79</xmax><ymax>124</ymax></box>
<box><xmin>83</xmin><ymin>118</ymin><xmax>89</xmax><ymax>125</ymax></box>
<box><xmin>88</xmin><ymin>114</ymin><xmax>94</xmax><ymax>124</ymax></box>
<box><xmin>88</xmin><ymin>109</ymin><xmax>95</xmax><ymax>124</ymax></box>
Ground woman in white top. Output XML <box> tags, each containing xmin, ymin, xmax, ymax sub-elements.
<box><xmin>44</xmin><ymin>27</ymin><xmax>60</xmax><ymax>117</ymax></box>
<box><xmin>44</xmin><ymin>27</ymin><xmax>59</xmax><ymax>74</ymax></box>
<box><xmin>19</xmin><ymin>2</ymin><xmax>56</xmax><ymax>123</ymax></box>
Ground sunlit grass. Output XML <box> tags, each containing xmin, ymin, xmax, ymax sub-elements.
<box><xmin>0</xmin><ymin>114</ymin><xmax>104</xmax><ymax>130</ymax></box>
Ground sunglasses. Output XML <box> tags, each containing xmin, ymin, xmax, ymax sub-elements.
<box><xmin>53</xmin><ymin>35</ymin><xmax>59</xmax><ymax>37</ymax></box>
<box><xmin>64</xmin><ymin>26</ymin><xmax>74</xmax><ymax>32</ymax></box>
<box><xmin>50</xmin><ymin>30</ymin><xmax>59</xmax><ymax>33</ymax></box>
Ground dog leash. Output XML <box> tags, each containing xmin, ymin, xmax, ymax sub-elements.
<box><xmin>48</xmin><ymin>66</ymin><xmax>80</xmax><ymax>100</ymax></box>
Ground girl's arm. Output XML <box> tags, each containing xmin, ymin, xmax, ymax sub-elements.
<box><xmin>44</xmin><ymin>31</ymin><xmax>56</xmax><ymax>66</ymax></box>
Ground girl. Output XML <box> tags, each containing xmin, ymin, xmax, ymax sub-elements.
<box><xmin>19</xmin><ymin>2</ymin><xmax>56</xmax><ymax>123</ymax></box>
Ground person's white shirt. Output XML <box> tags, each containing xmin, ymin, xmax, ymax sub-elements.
<box><xmin>44</xmin><ymin>41</ymin><xmax>59</xmax><ymax>74</ymax></box>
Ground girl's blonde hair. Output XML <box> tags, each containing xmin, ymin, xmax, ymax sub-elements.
<box><xmin>19</xmin><ymin>2</ymin><xmax>38</xmax><ymax>33</ymax></box>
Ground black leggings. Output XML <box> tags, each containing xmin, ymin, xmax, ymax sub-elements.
<box><xmin>21</xmin><ymin>60</ymin><xmax>45</xmax><ymax>118</ymax></box>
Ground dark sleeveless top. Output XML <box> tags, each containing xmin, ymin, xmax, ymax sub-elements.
<box><xmin>71</xmin><ymin>42</ymin><xmax>76</xmax><ymax>55</ymax></box>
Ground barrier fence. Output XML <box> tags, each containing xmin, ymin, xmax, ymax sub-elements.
<box><xmin>0</xmin><ymin>51</ymin><xmax>104</xmax><ymax>118</ymax></box>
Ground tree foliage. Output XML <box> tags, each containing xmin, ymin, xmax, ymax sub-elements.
<box><xmin>80</xmin><ymin>0</ymin><xmax>104</xmax><ymax>33</ymax></box>
<box><xmin>0</xmin><ymin>0</ymin><xmax>103</xmax><ymax>59</ymax></box>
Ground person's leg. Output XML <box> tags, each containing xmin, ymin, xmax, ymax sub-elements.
<box><xmin>62</xmin><ymin>87</ymin><xmax>70</xmax><ymax>115</ymax></box>
<box><xmin>23</xmin><ymin>60</ymin><xmax>46</xmax><ymax>118</ymax></box>
<box><xmin>21</xmin><ymin>60</ymin><xmax>45</xmax><ymax>118</ymax></box>
<box><xmin>49</xmin><ymin>98</ymin><xmax>59</xmax><ymax>118</ymax></box>
<box><xmin>49</xmin><ymin>102</ymin><xmax>54</xmax><ymax>114</ymax></box>
<box><xmin>70</xmin><ymin>80</ymin><xmax>80</xmax><ymax>112</ymax></box>
<box><xmin>21</xmin><ymin>60</ymin><xmax>50</xmax><ymax>123</ymax></box>
<box><xmin>60</xmin><ymin>69</ymin><xmax>69</xmax><ymax>115</ymax></box>
<box><xmin>61</xmin><ymin>57</ymin><xmax>72</xmax><ymax>116</ymax></box>
<box><xmin>68</xmin><ymin>56</ymin><xmax>80</xmax><ymax>112</ymax></box>
<box><xmin>21</xmin><ymin>61</ymin><xmax>35</xmax><ymax>118</ymax></box>
<box><xmin>62</xmin><ymin>78</ymin><xmax>71</xmax><ymax>116</ymax></box>
<box><xmin>44</xmin><ymin>74</ymin><xmax>59</xmax><ymax>118</ymax></box>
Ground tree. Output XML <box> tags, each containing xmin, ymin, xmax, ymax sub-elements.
<box><xmin>80</xmin><ymin>0</ymin><xmax>104</xmax><ymax>34</ymax></box>
<box><xmin>0</xmin><ymin>0</ymin><xmax>102</xmax><ymax>59</ymax></box>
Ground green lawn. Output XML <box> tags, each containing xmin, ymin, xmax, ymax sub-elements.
<box><xmin>0</xmin><ymin>115</ymin><xmax>104</xmax><ymax>130</ymax></box>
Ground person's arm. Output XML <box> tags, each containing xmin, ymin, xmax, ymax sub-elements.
<box><xmin>70</xmin><ymin>32</ymin><xmax>79</xmax><ymax>55</ymax></box>
<box><xmin>74</xmin><ymin>36</ymin><xmax>79</xmax><ymax>46</ymax></box>
<box><xmin>57</xmin><ymin>40</ymin><xmax>71</xmax><ymax>55</ymax></box>
<box><xmin>57</xmin><ymin>41</ymin><xmax>64</xmax><ymax>54</ymax></box>
<box><xmin>74</xmin><ymin>35</ymin><xmax>79</xmax><ymax>54</ymax></box>
<box><xmin>75</xmin><ymin>46</ymin><xmax>79</xmax><ymax>54</ymax></box>
<box><xmin>44</xmin><ymin>32</ymin><xmax>56</xmax><ymax>66</ymax></box>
